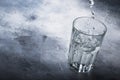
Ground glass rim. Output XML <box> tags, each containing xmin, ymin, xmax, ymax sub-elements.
<box><xmin>73</xmin><ymin>16</ymin><xmax>107</xmax><ymax>36</ymax></box>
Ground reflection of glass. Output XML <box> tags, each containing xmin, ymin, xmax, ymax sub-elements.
<box><xmin>68</xmin><ymin>17</ymin><xmax>107</xmax><ymax>73</ymax></box>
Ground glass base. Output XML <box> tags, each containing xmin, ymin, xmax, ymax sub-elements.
<box><xmin>70</xmin><ymin>63</ymin><xmax>93</xmax><ymax>73</ymax></box>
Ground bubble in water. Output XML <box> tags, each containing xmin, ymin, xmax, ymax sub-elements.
<box><xmin>80</xmin><ymin>35</ymin><xmax>100</xmax><ymax>52</ymax></box>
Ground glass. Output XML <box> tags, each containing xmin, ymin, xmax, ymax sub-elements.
<box><xmin>68</xmin><ymin>17</ymin><xmax>107</xmax><ymax>73</ymax></box>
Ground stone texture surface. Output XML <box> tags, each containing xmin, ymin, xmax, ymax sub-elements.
<box><xmin>0</xmin><ymin>0</ymin><xmax>120</xmax><ymax>80</ymax></box>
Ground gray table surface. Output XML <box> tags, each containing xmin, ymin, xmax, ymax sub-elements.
<box><xmin>0</xmin><ymin>0</ymin><xmax>120</xmax><ymax>80</ymax></box>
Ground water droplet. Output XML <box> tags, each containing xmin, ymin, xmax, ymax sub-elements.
<box><xmin>89</xmin><ymin>0</ymin><xmax>95</xmax><ymax>18</ymax></box>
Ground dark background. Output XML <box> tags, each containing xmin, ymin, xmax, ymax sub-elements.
<box><xmin>0</xmin><ymin>0</ymin><xmax>120</xmax><ymax>80</ymax></box>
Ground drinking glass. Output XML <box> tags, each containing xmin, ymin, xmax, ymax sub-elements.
<box><xmin>68</xmin><ymin>17</ymin><xmax>107</xmax><ymax>73</ymax></box>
